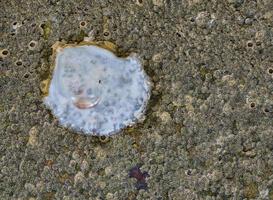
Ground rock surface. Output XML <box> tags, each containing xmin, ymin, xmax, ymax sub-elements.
<box><xmin>1</xmin><ymin>0</ymin><xmax>273</xmax><ymax>199</ymax></box>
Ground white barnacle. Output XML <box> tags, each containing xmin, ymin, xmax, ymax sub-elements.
<box><xmin>43</xmin><ymin>41</ymin><xmax>151</xmax><ymax>136</ymax></box>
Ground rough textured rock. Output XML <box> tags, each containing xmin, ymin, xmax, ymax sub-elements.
<box><xmin>1</xmin><ymin>0</ymin><xmax>273</xmax><ymax>199</ymax></box>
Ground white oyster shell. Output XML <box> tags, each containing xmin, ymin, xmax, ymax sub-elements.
<box><xmin>44</xmin><ymin>45</ymin><xmax>151</xmax><ymax>136</ymax></box>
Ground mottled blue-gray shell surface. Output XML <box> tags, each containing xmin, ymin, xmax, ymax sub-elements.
<box><xmin>44</xmin><ymin>45</ymin><xmax>151</xmax><ymax>135</ymax></box>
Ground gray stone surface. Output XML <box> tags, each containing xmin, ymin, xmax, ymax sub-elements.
<box><xmin>1</xmin><ymin>0</ymin><xmax>273</xmax><ymax>199</ymax></box>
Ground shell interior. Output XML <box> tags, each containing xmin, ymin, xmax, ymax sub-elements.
<box><xmin>44</xmin><ymin>45</ymin><xmax>151</xmax><ymax>136</ymax></box>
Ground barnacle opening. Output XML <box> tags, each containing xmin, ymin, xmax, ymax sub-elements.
<box><xmin>0</xmin><ymin>49</ymin><xmax>10</xmax><ymax>58</ymax></box>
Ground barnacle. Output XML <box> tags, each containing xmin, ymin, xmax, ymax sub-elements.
<box><xmin>43</xmin><ymin>41</ymin><xmax>151</xmax><ymax>136</ymax></box>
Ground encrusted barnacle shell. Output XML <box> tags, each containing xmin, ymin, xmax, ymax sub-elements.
<box><xmin>43</xmin><ymin>41</ymin><xmax>151</xmax><ymax>136</ymax></box>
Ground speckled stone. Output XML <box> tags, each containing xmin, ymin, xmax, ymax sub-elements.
<box><xmin>1</xmin><ymin>0</ymin><xmax>273</xmax><ymax>199</ymax></box>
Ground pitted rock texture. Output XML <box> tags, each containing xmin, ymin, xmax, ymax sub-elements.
<box><xmin>1</xmin><ymin>0</ymin><xmax>273</xmax><ymax>199</ymax></box>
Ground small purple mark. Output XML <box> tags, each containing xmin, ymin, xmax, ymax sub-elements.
<box><xmin>129</xmin><ymin>164</ymin><xmax>149</xmax><ymax>190</ymax></box>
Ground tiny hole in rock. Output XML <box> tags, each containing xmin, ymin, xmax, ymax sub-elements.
<box><xmin>13</xmin><ymin>22</ymin><xmax>17</xmax><ymax>26</ymax></box>
<box><xmin>250</xmin><ymin>102</ymin><xmax>255</xmax><ymax>108</ymax></box>
<box><xmin>24</xmin><ymin>73</ymin><xmax>30</xmax><ymax>78</ymax></box>
<box><xmin>100</xmin><ymin>136</ymin><xmax>106</xmax><ymax>141</ymax></box>
<box><xmin>138</xmin><ymin>0</ymin><xmax>143</xmax><ymax>4</ymax></box>
<box><xmin>80</xmin><ymin>21</ymin><xmax>86</xmax><ymax>27</ymax></box>
<box><xmin>186</xmin><ymin>170</ymin><xmax>192</xmax><ymax>175</ymax></box>
<box><xmin>40</xmin><ymin>23</ymin><xmax>45</xmax><ymax>29</ymax></box>
<box><xmin>2</xmin><ymin>50</ymin><xmax>9</xmax><ymax>56</ymax></box>
<box><xmin>268</xmin><ymin>68</ymin><xmax>273</xmax><ymax>74</ymax></box>
<box><xmin>29</xmin><ymin>42</ymin><xmax>36</xmax><ymax>47</ymax></box>
<box><xmin>103</xmin><ymin>32</ymin><xmax>109</xmax><ymax>37</ymax></box>
<box><xmin>16</xmin><ymin>61</ymin><xmax>22</xmax><ymax>66</ymax></box>
<box><xmin>99</xmin><ymin>135</ymin><xmax>109</xmax><ymax>143</ymax></box>
<box><xmin>264</xmin><ymin>108</ymin><xmax>269</xmax><ymax>113</ymax></box>
<box><xmin>247</xmin><ymin>41</ymin><xmax>253</xmax><ymax>47</ymax></box>
<box><xmin>256</xmin><ymin>41</ymin><xmax>262</xmax><ymax>46</ymax></box>
<box><xmin>176</xmin><ymin>32</ymin><xmax>182</xmax><ymax>37</ymax></box>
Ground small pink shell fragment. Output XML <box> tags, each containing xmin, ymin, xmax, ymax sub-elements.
<box><xmin>72</xmin><ymin>96</ymin><xmax>100</xmax><ymax>109</ymax></box>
